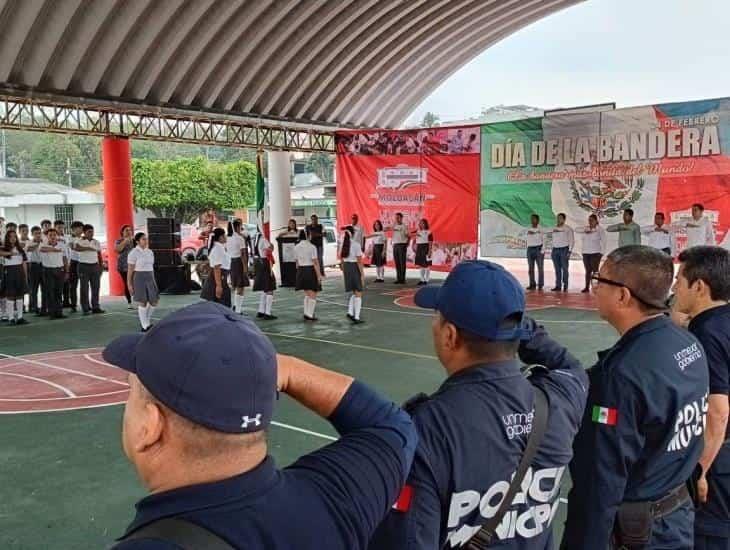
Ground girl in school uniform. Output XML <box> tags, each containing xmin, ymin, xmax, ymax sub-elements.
<box><xmin>413</xmin><ymin>218</ymin><xmax>434</xmax><ymax>285</ymax></box>
<box><xmin>366</xmin><ymin>220</ymin><xmax>387</xmax><ymax>283</ymax></box>
<box><xmin>0</xmin><ymin>229</ymin><xmax>29</xmax><ymax>325</ymax></box>
<box><xmin>253</xmin><ymin>230</ymin><xmax>277</xmax><ymax>320</ymax></box>
<box><xmin>340</xmin><ymin>225</ymin><xmax>365</xmax><ymax>324</ymax></box>
<box><xmin>201</xmin><ymin>228</ymin><xmax>232</xmax><ymax>308</ymax></box>
<box><xmin>227</xmin><ymin>220</ymin><xmax>250</xmax><ymax>315</ymax></box>
<box><xmin>127</xmin><ymin>232</ymin><xmax>159</xmax><ymax>332</ymax></box>
<box><xmin>294</xmin><ymin>229</ymin><xmax>322</xmax><ymax>321</ymax></box>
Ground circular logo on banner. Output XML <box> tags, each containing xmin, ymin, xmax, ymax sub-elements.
<box><xmin>0</xmin><ymin>348</ymin><xmax>129</xmax><ymax>414</ymax></box>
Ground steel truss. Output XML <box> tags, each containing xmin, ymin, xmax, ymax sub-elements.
<box><xmin>0</xmin><ymin>95</ymin><xmax>335</xmax><ymax>153</ymax></box>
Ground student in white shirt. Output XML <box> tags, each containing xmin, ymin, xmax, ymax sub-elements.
<box><xmin>0</xmin><ymin>229</ymin><xmax>29</xmax><ymax>325</ymax></box>
<box><xmin>74</xmin><ymin>224</ymin><xmax>104</xmax><ymax>315</ymax></box>
<box><xmin>387</xmin><ymin>212</ymin><xmax>409</xmax><ymax>284</ymax></box>
<box><xmin>521</xmin><ymin>213</ymin><xmax>546</xmax><ymax>290</ymax></box>
<box><xmin>575</xmin><ymin>214</ymin><xmax>607</xmax><ymax>293</ymax></box>
<box><xmin>53</xmin><ymin>220</ymin><xmax>72</xmax><ymax>308</ymax></box>
<box><xmin>340</xmin><ymin>226</ymin><xmax>365</xmax><ymax>324</ymax></box>
<box><xmin>66</xmin><ymin>220</ymin><xmax>85</xmax><ymax>312</ymax></box>
<box><xmin>201</xmin><ymin>228</ymin><xmax>232</xmax><ymax>308</ymax></box>
<box><xmin>39</xmin><ymin>220</ymin><xmax>52</xmax><ymax>243</ymax></box>
<box><xmin>550</xmin><ymin>213</ymin><xmax>574</xmax><ymax>292</ymax></box>
<box><xmin>411</xmin><ymin>218</ymin><xmax>433</xmax><ymax>286</ymax></box>
<box><xmin>675</xmin><ymin>203</ymin><xmax>715</xmax><ymax>249</ymax></box>
<box><xmin>227</xmin><ymin>220</ymin><xmax>250</xmax><ymax>315</ymax></box>
<box><xmin>642</xmin><ymin>212</ymin><xmax>674</xmax><ymax>256</ymax></box>
<box><xmin>253</xmin><ymin>229</ymin><xmax>277</xmax><ymax>320</ymax></box>
<box><xmin>40</xmin><ymin>228</ymin><xmax>69</xmax><ymax>320</ymax></box>
<box><xmin>128</xmin><ymin>232</ymin><xmax>159</xmax><ymax>332</ymax></box>
<box><xmin>351</xmin><ymin>214</ymin><xmax>365</xmax><ymax>250</ymax></box>
<box><xmin>25</xmin><ymin>226</ymin><xmax>44</xmax><ymax>314</ymax></box>
<box><xmin>366</xmin><ymin>220</ymin><xmax>387</xmax><ymax>283</ymax></box>
<box><xmin>294</xmin><ymin>230</ymin><xmax>323</xmax><ymax>321</ymax></box>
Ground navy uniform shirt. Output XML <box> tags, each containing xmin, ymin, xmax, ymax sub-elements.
<box><xmin>112</xmin><ymin>381</ymin><xmax>417</xmax><ymax>550</ymax></box>
<box><xmin>369</xmin><ymin>319</ymin><xmax>588</xmax><ymax>549</ymax></box>
<box><xmin>689</xmin><ymin>304</ymin><xmax>730</xmax><ymax>538</ymax></box>
<box><xmin>564</xmin><ymin>315</ymin><xmax>710</xmax><ymax>548</ymax></box>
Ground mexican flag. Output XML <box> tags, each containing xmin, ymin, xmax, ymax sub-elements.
<box><xmin>480</xmin><ymin>97</ymin><xmax>730</xmax><ymax>257</ymax></box>
<box><xmin>592</xmin><ymin>405</ymin><xmax>618</xmax><ymax>426</ymax></box>
<box><xmin>256</xmin><ymin>152</ymin><xmax>270</xmax><ymax>239</ymax></box>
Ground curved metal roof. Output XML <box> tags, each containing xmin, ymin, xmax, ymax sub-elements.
<box><xmin>0</xmin><ymin>0</ymin><xmax>582</xmax><ymax>129</ymax></box>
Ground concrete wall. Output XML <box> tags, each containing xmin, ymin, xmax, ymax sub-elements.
<box><xmin>2</xmin><ymin>203</ymin><xmax>104</xmax><ymax>231</ymax></box>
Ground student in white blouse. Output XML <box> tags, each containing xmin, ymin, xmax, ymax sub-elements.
<box><xmin>294</xmin><ymin>230</ymin><xmax>322</xmax><ymax>321</ymax></box>
<box><xmin>575</xmin><ymin>214</ymin><xmax>607</xmax><ymax>293</ymax></box>
<box><xmin>387</xmin><ymin>213</ymin><xmax>409</xmax><ymax>284</ymax></box>
<box><xmin>550</xmin><ymin>213</ymin><xmax>574</xmax><ymax>292</ymax></box>
<box><xmin>127</xmin><ymin>232</ymin><xmax>159</xmax><ymax>332</ymax></box>
<box><xmin>411</xmin><ymin>219</ymin><xmax>433</xmax><ymax>286</ymax></box>
<box><xmin>366</xmin><ymin>220</ymin><xmax>387</xmax><ymax>283</ymax></box>
<box><xmin>226</xmin><ymin>220</ymin><xmax>250</xmax><ymax>315</ymax></box>
<box><xmin>340</xmin><ymin>226</ymin><xmax>365</xmax><ymax>324</ymax></box>
<box><xmin>201</xmin><ymin>228</ymin><xmax>232</xmax><ymax>308</ymax></box>
<box><xmin>642</xmin><ymin>212</ymin><xmax>675</xmax><ymax>256</ymax></box>
<box><xmin>521</xmin><ymin>214</ymin><xmax>546</xmax><ymax>291</ymax></box>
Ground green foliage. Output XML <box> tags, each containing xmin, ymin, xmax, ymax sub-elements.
<box><xmin>132</xmin><ymin>158</ymin><xmax>256</xmax><ymax>223</ymax></box>
<box><xmin>420</xmin><ymin>112</ymin><xmax>440</xmax><ymax>128</ymax></box>
<box><xmin>305</xmin><ymin>152</ymin><xmax>334</xmax><ymax>182</ymax></box>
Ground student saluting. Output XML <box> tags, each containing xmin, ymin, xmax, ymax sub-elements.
<box><xmin>366</xmin><ymin>220</ymin><xmax>387</xmax><ymax>283</ymax></box>
<box><xmin>127</xmin><ymin>232</ymin><xmax>159</xmax><ymax>333</ymax></box>
<box><xmin>25</xmin><ymin>226</ymin><xmax>43</xmax><ymax>315</ymax></box>
<box><xmin>227</xmin><ymin>220</ymin><xmax>250</xmax><ymax>315</ymax></box>
<box><xmin>74</xmin><ymin>224</ymin><xmax>104</xmax><ymax>315</ymax></box>
<box><xmin>0</xmin><ymin>229</ymin><xmax>29</xmax><ymax>325</ymax></box>
<box><xmin>253</xmin><ymin>230</ymin><xmax>277</xmax><ymax>320</ymax></box>
<box><xmin>412</xmin><ymin>218</ymin><xmax>433</xmax><ymax>286</ymax></box>
<box><xmin>39</xmin><ymin>228</ymin><xmax>68</xmax><ymax>320</ymax></box>
<box><xmin>386</xmin><ymin>213</ymin><xmax>409</xmax><ymax>285</ymax></box>
<box><xmin>201</xmin><ymin>228</ymin><xmax>232</xmax><ymax>308</ymax></box>
<box><xmin>340</xmin><ymin>226</ymin><xmax>365</xmax><ymax>324</ymax></box>
<box><xmin>294</xmin><ymin>230</ymin><xmax>322</xmax><ymax>322</ymax></box>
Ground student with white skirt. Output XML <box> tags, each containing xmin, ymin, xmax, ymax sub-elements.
<box><xmin>227</xmin><ymin>220</ymin><xmax>250</xmax><ymax>315</ymax></box>
<box><xmin>294</xmin><ymin>230</ymin><xmax>322</xmax><ymax>321</ymax></box>
<box><xmin>340</xmin><ymin>226</ymin><xmax>365</xmax><ymax>324</ymax></box>
<box><xmin>127</xmin><ymin>232</ymin><xmax>159</xmax><ymax>332</ymax></box>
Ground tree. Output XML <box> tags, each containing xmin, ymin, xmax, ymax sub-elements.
<box><xmin>306</xmin><ymin>152</ymin><xmax>334</xmax><ymax>181</ymax></box>
<box><xmin>420</xmin><ymin>112</ymin><xmax>440</xmax><ymax>128</ymax></box>
<box><xmin>132</xmin><ymin>158</ymin><xmax>256</xmax><ymax>223</ymax></box>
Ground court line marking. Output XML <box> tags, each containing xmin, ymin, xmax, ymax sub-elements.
<box><xmin>0</xmin><ymin>401</ymin><xmax>128</xmax><ymax>414</ymax></box>
<box><xmin>271</xmin><ymin>421</ymin><xmax>337</xmax><ymax>441</ymax></box>
<box><xmin>0</xmin><ymin>389</ymin><xmax>128</xmax><ymax>402</ymax></box>
<box><xmin>0</xmin><ymin>352</ymin><xmax>129</xmax><ymax>387</ymax></box>
<box><xmin>0</xmin><ymin>372</ymin><xmax>77</xmax><ymax>397</ymax></box>
<box><xmin>0</xmin><ymin>349</ymin><xmax>103</xmax><ymax>368</ymax></box>
<box><xmin>83</xmin><ymin>354</ymin><xmax>114</xmax><ymax>368</ymax></box>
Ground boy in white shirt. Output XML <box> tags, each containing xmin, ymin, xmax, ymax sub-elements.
<box><xmin>74</xmin><ymin>224</ymin><xmax>104</xmax><ymax>315</ymax></box>
<box><xmin>521</xmin><ymin>214</ymin><xmax>546</xmax><ymax>291</ymax></box>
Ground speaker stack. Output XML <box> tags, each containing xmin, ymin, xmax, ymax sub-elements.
<box><xmin>148</xmin><ymin>218</ymin><xmax>189</xmax><ymax>294</ymax></box>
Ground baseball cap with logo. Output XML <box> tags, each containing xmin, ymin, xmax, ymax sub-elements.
<box><xmin>103</xmin><ymin>301</ymin><xmax>277</xmax><ymax>433</ymax></box>
<box><xmin>414</xmin><ymin>260</ymin><xmax>532</xmax><ymax>341</ymax></box>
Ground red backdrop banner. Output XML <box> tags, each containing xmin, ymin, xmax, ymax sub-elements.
<box><xmin>336</xmin><ymin>127</ymin><xmax>480</xmax><ymax>271</ymax></box>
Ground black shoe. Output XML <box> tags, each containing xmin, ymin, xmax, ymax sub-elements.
<box><xmin>141</xmin><ymin>326</ymin><xmax>151</xmax><ymax>333</ymax></box>
<box><xmin>347</xmin><ymin>313</ymin><xmax>354</xmax><ymax>320</ymax></box>
<box><xmin>550</xmin><ymin>287</ymin><xmax>561</xmax><ymax>291</ymax></box>
<box><xmin>62</xmin><ymin>302</ymin><xmax>72</xmax><ymax>308</ymax></box>
<box><xmin>257</xmin><ymin>312</ymin><xmax>265</xmax><ymax>318</ymax></box>
<box><xmin>91</xmin><ymin>308</ymin><xmax>105</xmax><ymax>314</ymax></box>
<box><xmin>51</xmin><ymin>314</ymin><xmax>68</xmax><ymax>320</ymax></box>
<box><xmin>303</xmin><ymin>315</ymin><xmax>318</xmax><ymax>322</ymax></box>
<box><xmin>9</xmin><ymin>319</ymin><xmax>16</xmax><ymax>326</ymax></box>
<box><xmin>15</xmin><ymin>318</ymin><xmax>28</xmax><ymax>326</ymax></box>
<box><xmin>526</xmin><ymin>286</ymin><xmax>536</xmax><ymax>291</ymax></box>
<box><xmin>351</xmin><ymin>318</ymin><xmax>364</xmax><ymax>325</ymax></box>
<box><xmin>581</xmin><ymin>288</ymin><xmax>589</xmax><ymax>293</ymax></box>
<box><xmin>83</xmin><ymin>310</ymin><xmax>91</xmax><ymax>316</ymax></box>
<box><xmin>70</xmin><ymin>307</ymin><xmax>77</xmax><ymax>313</ymax></box>
<box><xmin>563</xmin><ymin>287</ymin><xmax>568</xmax><ymax>292</ymax></box>
<box><xmin>0</xmin><ymin>318</ymin><xmax>8</xmax><ymax>323</ymax></box>
<box><xmin>262</xmin><ymin>314</ymin><xmax>277</xmax><ymax>320</ymax></box>
<box><xmin>36</xmin><ymin>312</ymin><xmax>47</xmax><ymax>317</ymax></box>
<box><xmin>538</xmin><ymin>286</ymin><xmax>544</xmax><ymax>291</ymax></box>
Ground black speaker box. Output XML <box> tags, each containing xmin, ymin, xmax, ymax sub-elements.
<box><xmin>153</xmin><ymin>250</ymin><xmax>182</xmax><ymax>266</ymax></box>
<box><xmin>148</xmin><ymin>218</ymin><xmax>181</xmax><ymax>234</ymax></box>
<box><xmin>149</xmin><ymin>233</ymin><xmax>181</xmax><ymax>250</ymax></box>
<box><xmin>154</xmin><ymin>266</ymin><xmax>191</xmax><ymax>295</ymax></box>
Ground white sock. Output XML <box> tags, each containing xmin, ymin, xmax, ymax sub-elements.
<box><xmin>15</xmin><ymin>299</ymin><xmax>23</xmax><ymax>320</ymax></box>
<box><xmin>237</xmin><ymin>293</ymin><xmax>244</xmax><ymax>314</ymax></box>
<box><xmin>303</xmin><ymin>296</ymin><xmax>310</xmax><ymax>317</ymax></box>
<box><xmin>424</xmin><ymin>268</ymin><xmax>430</xmax><ymax>282</ymax></box>
<box><xmin>265</xmin><ymin>294</ymin><xmax>273</xmax><ymax>315</ymax></box>
<box><xmin>138</xmin><ymin>306</ymin><xmax>148</xmax><ymax>329</ymax></box>
<box><xmin>258</xmin><ymin>293</ymin><xmax>266</xmax><ymax>313</ymax></box>
<box><xmin>147</xmin><ymin>306</ymin><xmax>155</xmax><ymax>326</ymax></box>
<box><xmin>348</xmin><ymin>295</ymin><xmax>354</xmax><ymax>316</ymax></box>
<box><xmin>353</xmin><ymin>296</ymin><xmax>362</xmax><ymax>320</ymax></box>
<box><xmin>309</xmin><ymin>297</ymin><xmax>316</xmax><ymax>318</ymax></box>
<box><xmin>420</xmin><ymin>268</ymin><xmax>426</xmax><ymax>281</ymax></box>
<box><xmin>6</xmin><ymin>299</ymin><xmax>14</xmax><ymax>320</ymax></box>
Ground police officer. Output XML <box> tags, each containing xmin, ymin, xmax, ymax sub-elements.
<box><xmin>671</xmin><ymin>246</ymin><xmax>730</xmax><ymax>550</ymax></box>
<box><xmin>369</xmin><ymin>260</ymin><xmax>589</xmax><ymax>549</ymax></box>
<box><xmin>104</xmin><ymin>302</ymin><xmax>417</xmax><ymax>550</ymax></box>
<box><xmin>563</xmin><ymin>245</ymin><xmax>709</xmax><ymax>549</ymax></box>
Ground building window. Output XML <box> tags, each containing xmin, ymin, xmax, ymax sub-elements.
<box><xmin>291</xmin><ymin>208</ymin><xmax>305</xmax><ymax>217</ymax></box>
<box><xmin>53</xmin><ymin>205</ymin><xmax>74</xmax><ymax>233</ymax></box>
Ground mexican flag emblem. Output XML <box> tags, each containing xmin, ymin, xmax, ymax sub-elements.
<box><xmin>592</xmin><ymin>405</ymin><xmax>618</xmax><ymax>426</ymax></box>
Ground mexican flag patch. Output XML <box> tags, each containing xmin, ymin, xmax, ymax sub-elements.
<box><xmin>592</xmin><ymin>406</ymin><xmax>618</xmax><ymax>426</ymax></box>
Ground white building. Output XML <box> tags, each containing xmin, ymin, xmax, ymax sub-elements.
<box><xmin>0</xmin><ymin>178</ymin><xmax>105</xmax><ymax>231</ymax></box>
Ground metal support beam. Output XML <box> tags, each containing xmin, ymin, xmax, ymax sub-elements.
<box><xmin>0</xmin><ymin>95</ymin><xmax>335</xmax><ymax>153</ymax></box>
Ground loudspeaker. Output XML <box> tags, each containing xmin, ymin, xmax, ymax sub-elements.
<box><xmin>148</xmin><ymin>218</ymin><xmax>180</xmax><ymax>234</ymax></box>
<box><xmin>154</xmin><ymin>265</ymin><xmax>191</xmax><ymax>295</ymax></box>
<box><xmin>154</xmin><ymin>250</ymin><xmax>182</xmax><ymax>266</ymax></box>
<box><xmin>149</xmin><ymin>233</ymin><xmax>181</xmax><ymax>250</ymax></box>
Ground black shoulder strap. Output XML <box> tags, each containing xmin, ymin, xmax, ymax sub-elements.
<box><xmin>465</xmin><ymin>384</ymin><xmax>551</xmax><ymax>550</ymax></box>
<box><xmin>120</xmin><ymin>518</ymin><xmax>234</xmax><ymax>550</ymax></box>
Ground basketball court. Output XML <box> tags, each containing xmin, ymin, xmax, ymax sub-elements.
<box><xmin>0</xmin><ymin>262</ymin><xmax>615</xmax><ymax>549</ymax></box>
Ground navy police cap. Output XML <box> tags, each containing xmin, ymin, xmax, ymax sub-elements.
<box><xmin>103</xmin><ymin>301</ymin><xmax>277</xmax><ymax>434</ymax></box>
<box><xmin>414</xmin><ymin>260</ymin><xmax>531</xmax><ymax>341</ymax></box>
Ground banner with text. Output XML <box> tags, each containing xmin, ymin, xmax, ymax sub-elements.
<box><xmin>481</xmin><ymin>97</ymin><xmax>730</xmax><ymax>256</ymax></box>
<box><xmin>336</xmin><ymin>127</ymin><xmax>480</xmax><ymax>270</ymax></box>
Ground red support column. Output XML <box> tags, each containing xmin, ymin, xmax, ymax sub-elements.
<box><xmin>102</xmin><ymin>137</ymin><xmax>134</xmax><ymax>296</ymax></box>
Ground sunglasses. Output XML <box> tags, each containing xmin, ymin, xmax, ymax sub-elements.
<box><xmin>590</xmin><ymin>275</ymin><xmax>667</xmax><ymax>310</ymax></box>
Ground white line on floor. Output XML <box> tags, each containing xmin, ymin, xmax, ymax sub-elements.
<box><xmin>0</xmin><ymin>352</ymin><xmax>129</xmax><ymax>387</ymax></box>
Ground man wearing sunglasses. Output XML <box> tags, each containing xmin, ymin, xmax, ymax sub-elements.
<box><xmin>563</xmin><ymin>245</ymin><xmax>709</xmax><ymax>550</ymax></box>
